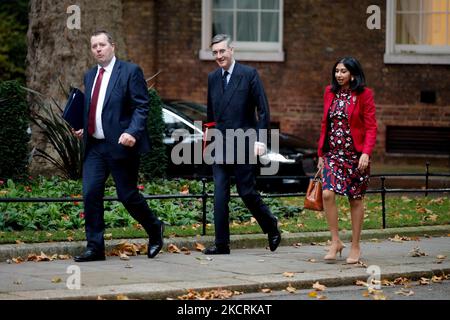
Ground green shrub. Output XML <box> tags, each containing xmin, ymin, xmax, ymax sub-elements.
<box><xmin>140</xmin><ymin>88</ymin><xmax>167</xmax><ymax>179</ymax></box>
<box><xmin>0</xmin><ymin>80</ymin><xmax>30</xmax><ymax>180</ymax></box>
<box><xmin>0</xmin><ymin>8</ymin><xmax>27</xmax><ymax>82</ymax></box>
<box><xmin>29</xmin><ymin>88</ymin><xmax>83</xmax><ymax>180</ymax></box>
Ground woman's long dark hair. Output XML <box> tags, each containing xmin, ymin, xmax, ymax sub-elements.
<box><xmin>331</xmin><ymin>57</ymin><xmax>366</xmax><ymax>94</ymax></box>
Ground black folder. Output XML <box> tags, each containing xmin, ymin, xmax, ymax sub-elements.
<box><xmin>62</xmin><ymin>88</ymin><xmax>85</xmax><ymax>130</ymax></box>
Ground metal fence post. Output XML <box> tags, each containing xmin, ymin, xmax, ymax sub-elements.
<box><xmin>381</xmin><ymin>176</ymin><xmax>386</xmax><ymax>229</ymax></box>
<box><xmin>425</xmin><ymin>162</ymin><xmax>430</xmax><ymax>197</ymax></box>
<box><xmin>201</xmin><ymin>178</ymin><xmax>207</xmax><ymax>236</ymax></box>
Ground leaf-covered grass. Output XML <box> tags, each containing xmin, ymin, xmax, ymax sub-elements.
<box><xmin>0</xmin><ymin>191</ymin><xmax>448</xmax><ymax>244</ymax></box>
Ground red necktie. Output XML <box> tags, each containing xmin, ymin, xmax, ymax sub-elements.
<box><xmin>88</xmin><ymin>67</ymin><xmax>105</xmax><ymax>136</ymax></box>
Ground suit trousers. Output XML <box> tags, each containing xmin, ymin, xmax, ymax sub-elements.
<box><xmin>82</xmin><ymin>139</ymin><xmax>159</xmax><ymax>252</ymax></box>
<box><xmin>212</xmin><ymin>163</ymin><xmax>278</xmax><ymax>245</ymax></box>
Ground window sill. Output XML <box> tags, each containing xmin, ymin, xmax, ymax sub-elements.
<box><xmin>199</xmin><ymin>49</ymin><xmax>285</xmax><ymax>62</ymax></box>
<box><xmin>384</xmin><ymin>53</ymin><xmax>450</xmax><ymax>65</ymax></box>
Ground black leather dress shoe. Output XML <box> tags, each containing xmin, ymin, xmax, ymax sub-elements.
<box><xmin>74</xmin><ymin>250</ymin><xmax>105</xmax><ymax>262</ymax></box>
<box><xmin>148</xmin><ymin>222</ymin><xmax>165</xmax><ymax>259</ymax></box>
<box><xmin>268</xmin><ymin>229</ymin><xmax>281</xmax><ymax>252</ymax></box>
<box><xmin>202</xmin><ymin>244</ymin><xmax>230</xmax><ymax>255</ymax></box>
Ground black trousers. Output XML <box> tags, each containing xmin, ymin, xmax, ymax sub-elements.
<box><xmin>212</xmin><ymin>163</ymin><xmax>278</xmax><ymax>245</ymax></box>
<box><xmin>82</xmin><ymin>140</ymin><xmax>160</xmax><ymax>252</ymax></box>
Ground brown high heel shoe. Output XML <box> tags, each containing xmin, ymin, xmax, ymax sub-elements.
<box><xmin>324</xmin><ymin>241</ymin><xmax>345</xmax><ymax>262</ymax></box>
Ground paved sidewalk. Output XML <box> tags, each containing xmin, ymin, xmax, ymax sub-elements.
<box><xmin>0</xmin><ymin>225</ymin><xmax>449</xmax><ymax>300</ymax></box>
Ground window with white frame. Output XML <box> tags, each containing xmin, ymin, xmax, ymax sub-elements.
<box><xmin>385</xmin><ymin>0</ymin><xmax>450</xmax><ymax>64</ymax></box>
<box><xmin>200</xmin><ymin>0</ymin><xmax>284</xmax><ymax>61</ymax></box>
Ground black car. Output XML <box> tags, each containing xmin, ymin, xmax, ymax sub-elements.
<box><xmin>161</xmin><ymin>100</ymin><xmax>317</xmax><ymax>192</ymax></box>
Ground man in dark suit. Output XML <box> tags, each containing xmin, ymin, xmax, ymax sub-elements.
<box><xmin>203</xmin><ymin>34</ymin><xmax>281</xmax><ymax>255</ymax></box>
<box><xmin>73</xmin><ymin>30</ymin><xmax>164</xmax><ymax>262</ymax></box>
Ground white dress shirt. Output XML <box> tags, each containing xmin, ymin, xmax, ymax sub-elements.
<box><xmin>222</xmin><ymin>60</ymin><xmax>236</xmax><ymax>86</ymax></box>
<box><xmin>91</xmin><ymin>56</ymin><xmax>116</xmax><ymax>139</ymax></box>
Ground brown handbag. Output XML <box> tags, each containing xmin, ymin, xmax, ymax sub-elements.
<box><xmin>304</xmin><ymin>169</ymin><xmax>323</xmax><ymax>211</ymax></box>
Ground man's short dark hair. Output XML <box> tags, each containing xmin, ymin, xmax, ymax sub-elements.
<box><xmin>91</xmin><ymin>30</ymin><xmax>114</xmax><ymax>44</ymax></box>
<box><xmin>211</xmin><ymin>34</ymin><xmax>232</xmax><ymax>48</ymax></box>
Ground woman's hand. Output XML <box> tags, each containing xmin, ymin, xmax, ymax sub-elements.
<box><xmin>318</xmin><ymin>157</ymin><xmax>324</xmax><ymax>170</ymax></box>
<box><xmin>358</xmin><ymin>153</ymin><xmax>370</xmax><ymax>171</ymax></box>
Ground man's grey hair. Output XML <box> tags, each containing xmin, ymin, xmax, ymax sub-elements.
<box><xmin>91</xmin><ymin>30</ymin><xmax>114</xmax><ymax>45</ymax></box>
<box><xmin>211</xmin><ymin>34</ymin><xmax>232</xmax><ymax>48</ymax></box>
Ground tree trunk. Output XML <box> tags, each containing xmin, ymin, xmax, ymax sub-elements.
<box><xmin>26</xmin><ymin>0</ymin><xmax>126</xmax><ymax>176</ymax></box>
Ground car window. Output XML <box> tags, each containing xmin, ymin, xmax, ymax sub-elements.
<box><xmin>163</xmin><ymin>101</ymin><xmax>208</xmax><ymax>123</ymax></box>
<box><xmin>163</xmin><ymin>109</ymin><xmax>201</xmax><ymax>137</ymax></box>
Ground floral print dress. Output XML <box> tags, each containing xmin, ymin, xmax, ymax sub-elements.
<box><xmin>322</xmin><ymin>89</ymin><xmax>370</xmax><ymax>199</ymax></box>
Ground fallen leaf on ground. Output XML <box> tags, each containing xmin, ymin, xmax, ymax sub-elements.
<box><xmin>312</xmin><ymin>281</ymin><xmax>326</xmax><ymax>291</ymax></box>
<box><xmin>308</xmin><ymin>291</ymin><xmax>317</xmax><ymax>298</ymax></box>
<box><xmin>177</xmin><ymin>288</ymin><xmax>237</xmax><ymax>300</ymax></box>
<box><xmin>116</xmin><ymin>294</ymin><xmax>130</xmax><ymax>300</ymax></box>
<box><xmin>194</xmin><ymin>243</ymin><xmax>205</xmax><ymax>252</ymax></box>
<box><xmin>119</xmin><ymin>252</ymin><xmax>130</xmax><ymax>260</ymax></box>
<box><xmin>395</xmin><ymin>288</ymin><xmax>414</xmax><ymax>296</ymax></box>
<box><xmin>436</xmin><ymin>255</ymin><xmax>446</xmax><ymax>260</ymax></box>
<box><xmin>292</xmin><ymin>242</ymin><xmax>302</xmax><ymax>248</ymax></box>
<box><xmin>410</xmin><ymin>246</ymin><xmax>427</xmax><ymax>257</ymax></box>
<box><xmin>58</xmin><ymin>255</ymin><xmax>71</xmax><ymax>260</ymax></box>
<box><xmin>381</xmin><ymin>279</ymin><xmax>395</xmax><ymax>286</ymax></box>
<box><xmin>389</xmin><ymin>234</ymin><xmax>414</xmax><ymax>242</ymax></box>
<box><xmin>261</xmin><ymin>288</ymin><xmax>272</xmax><ymax>293</ymax></box>
<box><xmin>110</xmin><ymin>241</ymin><xmax>141</xmax><ymax>256</ymax></box>
<box><xmin>419</xmin><ymin>277</ymin><xmax>430</xmax><ymax>285</ymax></box>
<box><xmin>27</xmin><ymin>251</ymin><xmax>53</xmax><ymax>262</ymax></box>
<box><xmin>286</xmin><ymin>285</ymin><xmax>296</xmax><ymax>293</ymax></box>
<box><xmin>372</xmin><ymin>293</ymin><xmax>387</xmax><ymax>300</ymax></box>
<box><xmin>167</xmin><ymin>244</ymin><xmax>181</xmax><ymax>254</ymax></box>
<box><xmin>181</xmin><ymin>247</ymin><xmax>191</xmax><ymax>255</ymax></box>
<box><xmin>356</xmin><ymin>280</ymin><xmax>368</xmax><ymax>287</ymax></box>
<box><xmin>51</xmin><ymin>277</ymin><xmax>62</xmax><ymax>283</ymax></box>
<box><xmin>431</xmin><ymin>276</ymin><xmax>443</xmax><ymax>283</ymax></box>
<box><xmin>15</xmin><ymin>240</ymin><xmax>24</xmax><ymax>244</ymax></box>
<box><xmin>12</xmin><ymin>257</ymin><xmax>24</xmax><ymax>264</ymax></box>
<box><xmin>393</xmin><ymin>277</ymin><xmax>410</xmax><ymax>285</ymax></box>
<box><xmin>282</xmin><ymin>272</ymin><xmax>295</xmax><ymax>278</ymax></box>
<box><xmin>307</xmin><ymin>258</ymin><xmax>317</xmax><ymax>263</ymax></box>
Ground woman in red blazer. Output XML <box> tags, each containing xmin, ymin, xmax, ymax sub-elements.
<box><xmin>317</xmin><ymin>57</ymin><xmax>377</xmax><ymax>264</ymax></box>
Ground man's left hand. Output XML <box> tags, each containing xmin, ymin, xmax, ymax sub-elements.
<box><xmin>254</xmin><ymin>142</ymin><xmax>266</xmax><ymax>157</ymax></box>
<box><xmin>118</xmin><ymin>133</ymin><xmax>136</xmax><ymax>147</ymax></box>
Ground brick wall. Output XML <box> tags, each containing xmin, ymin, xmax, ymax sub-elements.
<box><xmin>122</xmin><ymin>0</ymin><xmax>450</xmax><ymax>165</ymax></box>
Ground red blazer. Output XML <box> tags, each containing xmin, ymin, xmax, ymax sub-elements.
<box><xmin>317</xmin><ymin>85</ymin><xmax>377</xmax><ymax>157</ymax></box>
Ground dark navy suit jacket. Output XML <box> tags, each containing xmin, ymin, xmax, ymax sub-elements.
<box><xmin>83</xmin><ymin>59</ymin><xmax>150</xmax><ymax>159</ymax></box>
<box><xmin>207</xmin><ymin>62</ymin><xmax>270</xmax><ymax>162</ymax></box>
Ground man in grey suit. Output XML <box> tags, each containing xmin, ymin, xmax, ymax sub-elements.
<box><xmin>203</xmin><ymin>34</ymin><xmax>281</xmax><ymax>255</ymax></box>
<box><xmin>73</xmin><ymin>30</ymin><xmax>164</xmax><ymax>262</ymax></box>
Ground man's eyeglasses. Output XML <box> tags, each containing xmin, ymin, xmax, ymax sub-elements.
<box><xmin>212</xmin><ymin>48</ymin><xmax>229</xmax><ymax>57</ymax></box>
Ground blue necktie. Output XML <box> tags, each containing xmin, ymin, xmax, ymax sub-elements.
<box><xmin>222</xmin><ymin>71</ymin><xmax>229</xmax><ymax>91</ymax></box>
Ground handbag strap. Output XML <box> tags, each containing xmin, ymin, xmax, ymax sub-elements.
<box><xmin>314</xmin><ymin>168</ymin><xmax>322</xmax><ymax>180</ymax></box>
